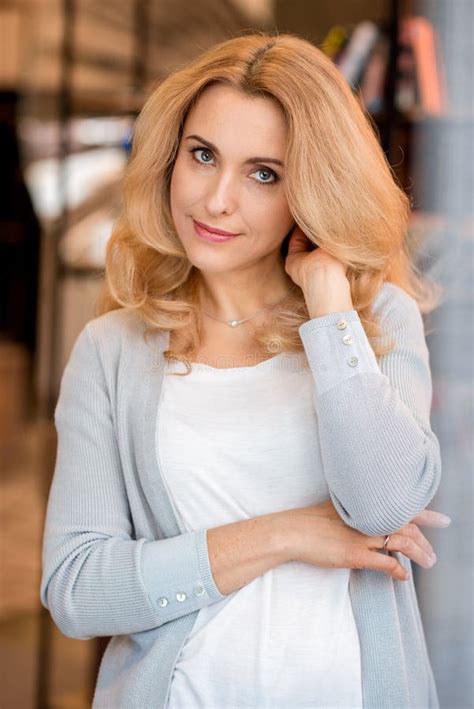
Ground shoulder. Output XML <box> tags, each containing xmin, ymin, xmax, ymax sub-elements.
<box><xmin>86</xmin><ymin>308</ymin><xmax>145</xmax><ymax>346</ymax></box>
<box><xmin>76</xmin><ymin>308</ymin><xmax>166</xmax><ymax>367</ymax></box>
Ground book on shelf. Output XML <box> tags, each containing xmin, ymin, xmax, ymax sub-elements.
<box><xmin>334</xmin><ymin>20</ymin><xmax>380</xmax><ymax>90</ymax></box>
<box><xmin>400</xmin><ymin>15</ymin><xmax>448</xmax><ymax>115</ymax></box>
<box><xmin>320</xmin><ymin>25</ymin><xmax>349</xmax><ymax>62</ymax></box>
<box><xmin>359</xmin><ymin>33</ymin><xmax>390</xmax><ymax>114</ymax></box>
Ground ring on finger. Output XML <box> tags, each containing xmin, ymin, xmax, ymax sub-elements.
<box><xmin>382</xmin><ymin>534</ymin><xmax>391</xmax><ymax>549</ymax></box>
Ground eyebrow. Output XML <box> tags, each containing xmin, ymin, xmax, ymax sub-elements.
<box><xmin>184</xmin><ymin>134</ymin><xmax>285</xmax><ymax>168</ymax></box>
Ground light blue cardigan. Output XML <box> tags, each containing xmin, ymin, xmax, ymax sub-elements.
<box><xmin>40</xmin><ymin>281</ymin><xmax>441</xmax><ymax>708</ymax></box>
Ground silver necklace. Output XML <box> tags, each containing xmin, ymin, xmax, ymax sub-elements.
<box><xmin>202</xmin><ymin>288</ymin><xmax>293</xmax><ymax>328</ymax></box>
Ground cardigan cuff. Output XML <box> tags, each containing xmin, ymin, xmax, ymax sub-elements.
<box><xmin>298</xmin><ymin>309</ymin><xmax>380</xmax><ymax>400</ymax></box>
<box><xmin>141</xmin><ymin>527</ymin><xmax>227</xmax><ymax>624</ymax></box>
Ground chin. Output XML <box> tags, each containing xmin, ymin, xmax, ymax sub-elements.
<box><xmin>190</xmin><ymin>258</ymin><xmax>237</xmax><ymax>274</ymax></box>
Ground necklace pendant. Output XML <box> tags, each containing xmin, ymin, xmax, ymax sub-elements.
<box><xmin>229</xmin><ymin>320</ymin><xmax>240</xmax><ymax>327</ymax></box>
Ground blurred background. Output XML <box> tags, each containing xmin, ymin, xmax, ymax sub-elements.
<box><xmin>0</xmin><ymin>0</ymin><xmax>472</xmax><ymax>707</ymax></box>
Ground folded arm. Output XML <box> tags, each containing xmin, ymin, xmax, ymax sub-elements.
<box><xmin>298</xmin><ymin>285</ymin><xmax>442</xmax><ymax>536</ymax></box>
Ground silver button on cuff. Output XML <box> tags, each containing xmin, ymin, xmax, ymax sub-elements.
<box><xmin>347</xmin><ymin>356</ymin><xmax>359</xmax><ymax>367</ymax></box>
<box><xmin>336</xmin><ymin>319</ymin><xmax>347</xmax><ymax>330</ymax></box>
<box><xmin>158</xmin><ymin>597</ymin><xmax>168</xmax><ymax>607</ymax></box>
<box><xmin>176</xmin><ymin>592</ymin><xmax>187</xmax><ymax>602</ymax></box>
<box><xmin>193</xmin><ymin>585</ymin><xmax>205</xmax><ymax>597</ymax></box>
<box><xmin>342</xmin><ymin>334</ymin><xmax>353</xmax><ymax>345</ymax></box>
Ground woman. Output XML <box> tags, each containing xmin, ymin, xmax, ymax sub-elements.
<box><xmin>40</xmin><ymin>32</ymin><xmax>451</xmax><ymax>708</ymax></box>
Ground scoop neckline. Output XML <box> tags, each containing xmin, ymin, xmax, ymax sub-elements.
<box><xmin>165</xmin><ymin>351</ymin><xmax>306</xmax><ymax>373</ymax></box>
<box><xmin>190</xmin><ymin>352</ymin><xmax>285</xmax><ymax>372</ymax></box>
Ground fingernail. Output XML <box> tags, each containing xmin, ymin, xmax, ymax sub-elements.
<box><xmin>438</xmin><ymin>515</ymin><xmax>451</xmax><ymax>527</ymax></box>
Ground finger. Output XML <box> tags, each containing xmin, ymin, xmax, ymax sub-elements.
<box><xmin>410</xmin><ymin>509</ymin><xmax>451</xmax><ymax>528</ymax></box>
<box><xmin>386</xmin><ymin>532</ymin><xmax>436</xmax><ymax>569</ymax></box>
<box><xmin>401</xmin><ymin>523</ymin><xmax>435</xmax><ymax>559</ymax></box>
<box><xmin>359</xmin><ymin>550</ymin><xmax>409</xmax><ymax>581</ymax></box>
<box><xmin>370</xmin><ymin>526</ymin><xmax>435</xmax><ymax>564</ymax></box>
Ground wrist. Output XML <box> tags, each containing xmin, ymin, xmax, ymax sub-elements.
<box><xmin>302</xmin><ymin>276</ymin><xmax>353</xmax><ymax>319</ymax></box>
<box><xmin>265</xmin><ymin>510</ymin><xmax>300</xmax><ymax>564</ymax></box>
<box><xmin>305</xmin><ymin>298</ymin><xmax>354</xmax><ymax>319</ymax></box>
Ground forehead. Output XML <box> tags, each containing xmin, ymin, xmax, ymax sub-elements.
<box><xmin>183</xmin><ymin>83</ymin><xmax>288</xmax><ymax>154</ymax></box>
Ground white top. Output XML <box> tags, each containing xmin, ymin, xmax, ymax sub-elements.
<box><xmin>157</xmin><ymin>352</ymin><xmax>363</xmax><ymax>708</ymax></box>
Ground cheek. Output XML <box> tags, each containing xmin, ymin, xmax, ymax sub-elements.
<box><xmin>170</xmin><ymin>160</ymin><xmax>203</xmax><ymax>214</ymax></box>
<box><xmin>244</xmin><ymin>192</ymin><xmax>292</xmax><ymax>238</ymax></box>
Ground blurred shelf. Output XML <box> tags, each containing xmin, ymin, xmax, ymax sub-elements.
<box><xmin>69</xmin><ymin>89</ymin><xmax>147</xmax><ymax>117</ymax></box>
<box><xmin>20</xmin><ymin>88</ymin><xmax>148</xmax><ymax>119</ymax></box>
<box><xmin>58</xmin><ymin>264</ymin><xmax>105</xmax><ymax>278</ymax></box>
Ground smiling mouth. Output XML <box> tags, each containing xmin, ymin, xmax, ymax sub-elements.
<box><xmin>193</xmin><ymin>219</ymin><xmax>239</xmax><ymax>237</ymax></box>
<box><xmin>193</xmin><ymin>220</ymin><xmax>240</xmax><ymax>243</ymax></box>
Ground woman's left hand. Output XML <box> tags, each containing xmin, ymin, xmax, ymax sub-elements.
<box><xmin>284</xmin><ymin>224</ymin><xmax>354</xmax><ymax>318</ymax></box>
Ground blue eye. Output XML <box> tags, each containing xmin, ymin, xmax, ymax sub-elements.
<box><xmin>254</xmin><ymin>167</ymin><xmax>276</xmax><ymax>184</ymax></box>
<box><xmin>190</xmin><ymin>147</ymin><xmax>214</xmax><ymax>164</ymax></box>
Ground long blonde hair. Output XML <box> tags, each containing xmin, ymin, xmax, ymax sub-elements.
<box><xmin>96</xmin><ymin>30</ymin><xmax>442</xmax><ymax>374</ymax></box>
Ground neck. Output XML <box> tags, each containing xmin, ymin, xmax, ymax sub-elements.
<box><xmin>197</xmin><ymin>263</ymin><xmax>294</xmax><ymax>322</ymax></box>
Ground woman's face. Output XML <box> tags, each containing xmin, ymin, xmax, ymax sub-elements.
<box><xmin>169</xmin><ymin>83</ymin><xmax>294</xmax><ymax>274</ymax></box>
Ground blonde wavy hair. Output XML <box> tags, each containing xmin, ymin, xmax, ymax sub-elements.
<box><xmin>96</xmin><ymin>30</ymin><xmax>442</xmax><ymax>375</ymax></box>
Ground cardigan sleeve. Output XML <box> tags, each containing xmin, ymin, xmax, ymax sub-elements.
<box><xmin>298</xmin><ymin>285</ymin><xmax>442</xmax><ymax>536</ymax></box>
<box><xmin>39</xmin><ymin>323</ymin><xmax>226</xmax><ymax>641</ymax></box>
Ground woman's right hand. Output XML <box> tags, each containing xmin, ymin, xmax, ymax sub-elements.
<box><xmin>276</xmin><ymin>499</ymin><xmax>450</xmax><ymax>582</ymax></box>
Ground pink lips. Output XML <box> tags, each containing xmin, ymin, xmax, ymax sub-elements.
<box><xmin>193</xmin><ymin>219</ymin><xmax>239</xmax><ymax>243</ymax></box>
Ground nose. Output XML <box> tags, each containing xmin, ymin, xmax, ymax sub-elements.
<box><xmin>204</xmin><ymin>170</ymin><xmax>238</xmax><ymax>216</ymax></box>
